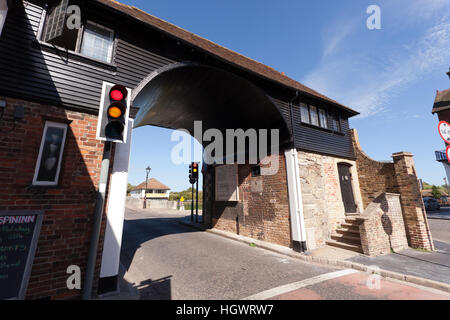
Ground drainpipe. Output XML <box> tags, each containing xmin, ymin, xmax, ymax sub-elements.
<box><xmin>285</xmin><ymin>92</ymin><xmax>307</xmax><ymax>252</ymax></box>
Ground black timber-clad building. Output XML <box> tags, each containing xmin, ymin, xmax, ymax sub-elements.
<box><xmin>0</xmin><ymin>0</ymin><xmax>368</xmax><ymax>299</ymax></box>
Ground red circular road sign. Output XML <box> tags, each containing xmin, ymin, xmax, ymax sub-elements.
<box><xmin>438</xmin><ymin>121</ymin><xmax>450</xmax><ymax>144</ymax></box>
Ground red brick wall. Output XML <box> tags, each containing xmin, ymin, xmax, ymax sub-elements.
<box><xmin>350</xmin><ymin>129</ymin><xmax>399</xmax><ymax>208</ymax></box>
<box><xmin>0</xmin><ymin>97</ymin><xmax>108</xmax><ymax>299</ymax></box>
<box><xmin>211</xmin><ymin>154</ymin><xmax>292</xmax><ymax>248</ymax></box>
<box><xmin>351</xmin><ymin>129</ymin><xmax>434</xmax><ymax>251</ymax></box>
<box><xmin>358</xmin><ymin>193</ymin><xmax>409</xmax><ymax>256</ymax></box>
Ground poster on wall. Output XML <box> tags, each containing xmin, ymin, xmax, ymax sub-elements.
<box><xmin>0</xmin><ymin>211</ymin><xmax>44</xmax><ymax>300</ymax></box>
<box><xmin>215</xmin><ymin>164</ymin><xmax>239</xmax><ymax>202</ymax></box>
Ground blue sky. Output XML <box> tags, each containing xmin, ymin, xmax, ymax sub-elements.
<box><xmin>123</xmin><ymin>0</ymin><xmax>450</xmax><ymax>191</ymax></box>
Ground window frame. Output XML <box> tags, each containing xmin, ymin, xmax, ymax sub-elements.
<box><xmin>309</xmin><ymin>105</ymin><xmax>319</xmax><ymax>126</ymax></box>
<box><xmin>318</xmin><ymin>108</ymin><xmax>328</xmax><ymax>129</ymax></box>
<box><xmin>79</xmin><ymin>20</ymin><xmax>115</xmax><ymax>64</ymax></box>
<box><xmin>299</xmin><ymin>102</ymin><xmax>344</xmax><ymax>134</ymax></box>
<box><xmin>32</xmin><ymin>121</ymin><xmax>68</xmax><ymax>187</ymax></box>
<box><xmin>330</xmin><ymin>112</ymin><xmax>342</xmax><ymax>133</ymax></box>
<box><xmin>300</xmin><ymin>103</ymin><xmax>310</xmax><ymax>124</ymax></box>
<box><xmin>39</xmin><ymin>3</ymin><xmax>116</xmax><ymax>65</ymax></box>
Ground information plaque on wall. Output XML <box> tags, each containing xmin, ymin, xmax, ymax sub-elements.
<box><xmin>215</xmin><ymin>164</ymin><xmax>239</xmax><ymax>201</ymax></box>
<box><xmin>0</xmin><ymin>211</ymin><xmax>44</xmax><ymax>300</ymax></box>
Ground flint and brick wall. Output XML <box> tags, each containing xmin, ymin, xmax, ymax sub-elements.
<box><xmin>211</xmin><ymin>154</ymin><xmax>292</xmax><ymax>248</ymax></box>
<box><xmin>358</xmin><ymin>193</ymin><xmax>409</xmax><ymax>256</ymax></box>
<box><xmin>297</xmin><ymin>150</ymin><xmax>363</xmax><ymax>250</ymax></box>
<box><xmin>0</xmin><ymin>97</ymin><xmax>109</xmax><ymax>299</ymax></box>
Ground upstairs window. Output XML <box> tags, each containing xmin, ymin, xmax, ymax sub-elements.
<box><xmin>300</xmin><ymin>103</ymin><xmax>310</xmax><ymax>124</ymax></box>
<box><xmin>330</xmin><ymin>113</ymin><xmax>341</xmax><ymax>132</ymax></box>
<box><xmin>309</xmin><ymin>105</ymin><xmax>319</xmax><ymax>126</ymax></box>
<box><xmin>41</xmin><ymin>0</ymin><xmax>115</xmax><ymax>63</ymax></box>
<box><xmin>80</xmin><ymin>22</ymin><xmax>114</xmax><ymax>63</ymax></box>
<box><xmin>300</xmin><ymin>103</ymin><xmax>339</xmax><ymax>132</ymax></box>
<box><xmin>318</xmin><ymin>108</ymin><xmax>328</xmax><ymax>129</ymax></box>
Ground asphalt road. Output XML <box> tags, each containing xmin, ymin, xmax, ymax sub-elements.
<box><xmin>120</xmin><ymin>208</ymin><xmax>450</xmax><ymax>300</ymax></box>
<box><xmin>428</xmin><ymin>214</ymin><xmax>450</xmax><ymax>244</ymax></box>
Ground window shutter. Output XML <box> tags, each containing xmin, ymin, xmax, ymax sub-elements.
<box><xmin>42</xmin><ymin>0</ymin><xmax>69</xmax><ymax>42</ymax></box>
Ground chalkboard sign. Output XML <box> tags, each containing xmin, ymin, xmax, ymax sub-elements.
<box><xmin>0</xmin><ymin>211</ymin><xmax>44</xmax><ymax>300</ymax></box>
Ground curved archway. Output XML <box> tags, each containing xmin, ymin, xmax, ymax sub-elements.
<box><xmin>132</xmin><ymin>62</ymin><xmax>292</xmax><ymax>149</ymax></box>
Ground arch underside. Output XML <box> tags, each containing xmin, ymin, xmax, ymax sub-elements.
<box><xmin>132</xmin><ymin>63</ymin><xmax>292</xmax><ymax>154</ymax></box>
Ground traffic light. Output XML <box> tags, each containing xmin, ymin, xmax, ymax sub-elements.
<box><xmin>192</xmin><ymin>162</ymin><xmax>199</xmax><ymax>180</ymax></box>
<box><xmin>189</xmin><ymin>162</ymin><xmax>199</xmax><ymax>184</ymax></box>
<box><xmin>189</xmin><ymin>163</ymin><xmax>194</xmax><ymax>185</ymax></box>
<box><xmin>96</xmin><ymin>82</ymin><xmax>131</xmax><ymax>143</ymax></box>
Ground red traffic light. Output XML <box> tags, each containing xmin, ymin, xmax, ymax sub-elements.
<box><xmin>109</xmin><ymin>85</ymin><xmax>128</xmax><ymax>101</ymax></box>
<box><xmin>193</xmin><ymin>163</ymin><xmax>198</xmax><ymax>168</ymax></box>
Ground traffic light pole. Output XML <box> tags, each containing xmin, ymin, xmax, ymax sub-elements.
<box><xmin>191</xmin><ymin>184</ymin><xmax>194</xmax><ymax>222</ymax></box>
<box><xmin>195</xmin><ymin>178</ymin><xmax>199</xmax><ymax>223</ymax></box>
<box><xmin>83</xmin><ymin>141</ymin><xmax>112</xmax><ymax>300</ymax></box>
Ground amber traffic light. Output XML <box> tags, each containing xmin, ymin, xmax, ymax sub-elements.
<box><xmin>97</xmin><ymin>83</ymin><xmax>130</xmax><ymax>143</ymax></box>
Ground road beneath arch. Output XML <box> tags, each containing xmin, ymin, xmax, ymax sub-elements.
<box><xmin>119</xmin><ymin>208</ymin><xmax>450</xmax><ymax>300</ymax></box>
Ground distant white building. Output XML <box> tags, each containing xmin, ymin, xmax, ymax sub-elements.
<box><xmin>130</xmin><ymin>178</ymin><xmax>170</xmax><ymax>200</ymax></box>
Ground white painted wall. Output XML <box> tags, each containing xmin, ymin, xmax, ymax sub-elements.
<box><xmin>100</xmin><ymin>119</ymin><xmax>133</xmax><ymax>278</ymax></box>
<box><xmin>0</xmin><ymin>0</ymin><xmax>8</xmax><ymax>37</ymax></box>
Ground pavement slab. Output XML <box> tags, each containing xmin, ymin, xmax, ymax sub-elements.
<box><xmin>348</xmin><ymin>247</ymin><xmax>450</xmax><ymax>284</ymax></box>
<box><xmin>268</xmin><ymin>272</ymin><xmax>450</xmax><ymax>300</ymax></box>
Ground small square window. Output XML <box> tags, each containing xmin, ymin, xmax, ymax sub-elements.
<box><xmin>32</xmin><ymin>121</ymin><xmax>68</xmax><ymax>186</ymax></box>
<box><xmin>80</xmin><ymin>22</ymin><xmax>114</xmax><ymax>63</ymax></box>
<box><xmin>300</xmin><ymin>103</ymin><xmax>310</xmax><ymax>124</ymax></box>
<box><xmin>319</xmin><ymin>108</ymin><xmax>328</xmax><ymax>129</ymax></box>
<box><xmin>309</xmin><ymin>105</ymin><xmax>319</xmax><ymax>126</ymax></box>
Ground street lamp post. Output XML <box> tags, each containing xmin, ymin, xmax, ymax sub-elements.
<box><xmin>143</xmin><ymin>166</ymin><xmax>151</xmax><ymax>209</ymax></box>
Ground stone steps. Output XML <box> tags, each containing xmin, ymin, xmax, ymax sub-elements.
<box><xmin>330</xmin><ymin>233</ymin><xmax>361</xmax><ymax>244</ymax></box>
<box><xmin>336</xmin><ymin>227</ymin><xmax>360</xmax><ymax>235</ymax></box>
<box><xmin>327</xmin><ymin>219</ymin><xmax>363</xmax><ymax>254</ymax></box>
<box><xmin>326</xmin><ymin>240</ymin><xmax>364</xmax><ymax>254</ymax></box>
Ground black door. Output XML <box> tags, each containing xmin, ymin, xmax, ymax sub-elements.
<box><xmin>338</xmin><ymin>163</ymin><xmax>357</xmax><ymax>213</ymax></box>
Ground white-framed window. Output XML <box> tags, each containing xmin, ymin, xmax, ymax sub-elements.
<box><xmin>319</xmin><ymin>108</ymin><xmax>328</xmax><ymax>129</ymax></box>
<box><xmin>32</xmin><ymin>121</ymin><xmax>68</xmax><ymax>186</ymax></box>
<box><xmin>80</xmin><ymin>22</ymin><xmax>114</xmax><ymax>63</ymax></box>
<box><xmin>300</xmin><ymin>103</ymin><xmax>310</xmax><ymax>124</ymax></box>
<box><xmin>309</xmin><ymin>105</ymin><xmax>319</xmax><ymax>126</ymax></box>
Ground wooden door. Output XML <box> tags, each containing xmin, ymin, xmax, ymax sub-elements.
<box><xmin>338</xmin><ymin>163</ymin><xmax>357</xmax><ymax>213</ymax></box>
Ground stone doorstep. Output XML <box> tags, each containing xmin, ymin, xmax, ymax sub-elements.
<box><xmin>179</xmin><ymin>221</ymin><xmax>450</xmax><ymax>294</ymax></box>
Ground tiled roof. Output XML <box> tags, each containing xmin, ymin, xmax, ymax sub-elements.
<box><xmin>96</xmin><ymin>0</ymin><xmax>359</xmax><ymax>115</ymax></box>
<box><xmin>432</xmin><ymin>89</ymin><xmax>450</xmax><ymax>113</ymax></box>
<box><xmin>132</xmin><ymin>178</ymin><xmax>170</xmax><ymax>191</ymax></box>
